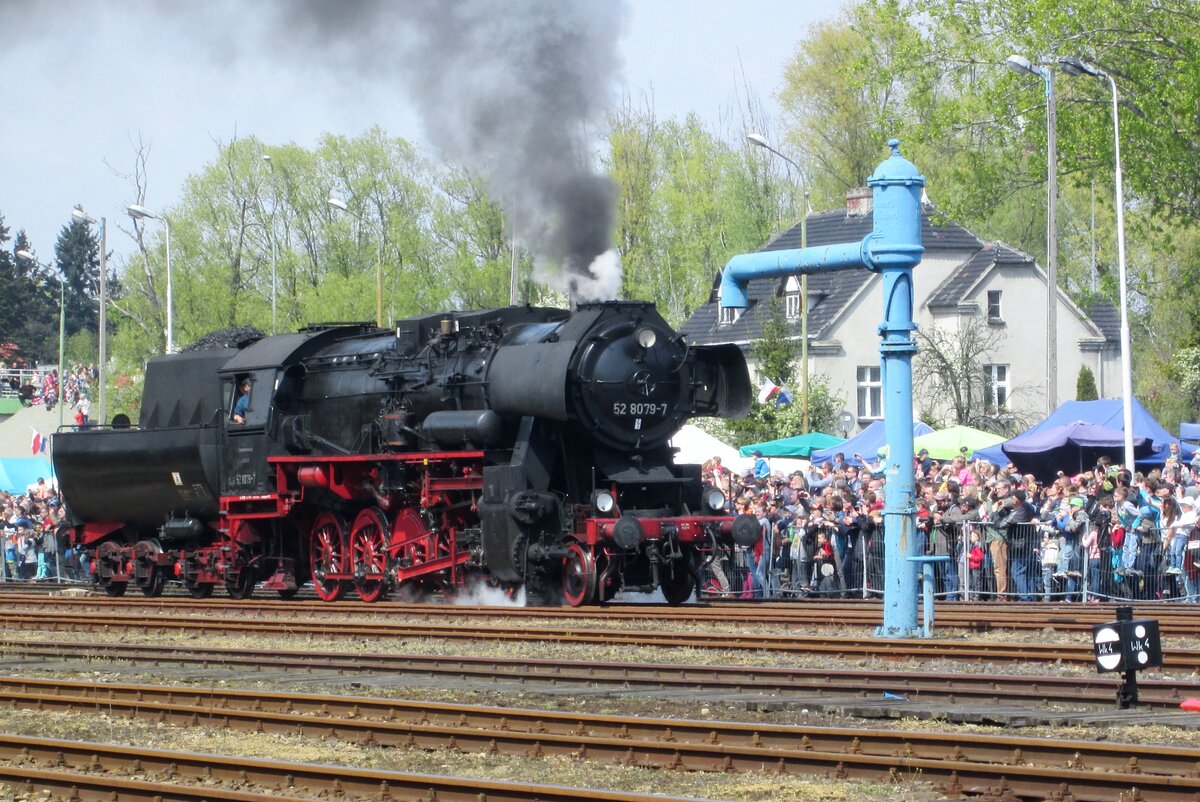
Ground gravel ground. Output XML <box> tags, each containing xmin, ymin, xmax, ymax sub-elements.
<box><xmin>0</xmin><ymin>708</ymin><xmax>928</xmax><ymax>802</ymax></box>
<box><xmin>2</xmin><ymin>623</ymin><xmax>1198</xmax><ymax>801</ymax></box>
<box><xmin>29</xmin><ymin>625</ymin><xmax>1200</xmax><ymax>681</ymax></box>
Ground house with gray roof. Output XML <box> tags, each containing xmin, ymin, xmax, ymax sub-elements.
<box><xmin>681</xmin><ymin>191</ymin><xmax>1120</xmax><ymax>435</ymax></box>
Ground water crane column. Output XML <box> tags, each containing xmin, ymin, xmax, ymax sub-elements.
<box><xmin>719</xmin><ymin>139</ymin><xmax>926</xmax><ymax>636</ymax></box>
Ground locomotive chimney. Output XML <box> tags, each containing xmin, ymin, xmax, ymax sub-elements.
<box><xmin>440</xmin><ymin>318</ymin><xmax>455</xmax><ymax>336</ymax></box>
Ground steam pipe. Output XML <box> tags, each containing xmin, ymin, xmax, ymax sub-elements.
<box><xmin>719</xmin><ymin>138</ymin><xmax>926</xmax><ymax>637</ymax></box>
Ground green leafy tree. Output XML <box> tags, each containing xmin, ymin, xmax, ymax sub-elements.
<box><xmin>719</xmin><ymin>375</ymin><xmax>844</xmax><ymax>446</ymax></box>
<box><xmin>773</xmin><ymin>0</ymin><xmax>1200</xmax><ymax>433</ymax></box>
<box><xmin>605</xmin><ymin>104</ymin><xmax>781</xmax><ymax>327</ymax></box>
<box><xmin>752</xmin><ymin>296</ymin><xmax>796</xmax><ymax>388</ymax></box>
<box><xmin>1075</xmin><ymin>366</ymin><xmax>1098</xmax><ymax>401</ymax></box>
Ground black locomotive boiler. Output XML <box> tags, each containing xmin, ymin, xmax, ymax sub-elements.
<box><xmin>53</xmin><ymin>301</ymin><xmax>758</xmax><ymax>604</ymax></box>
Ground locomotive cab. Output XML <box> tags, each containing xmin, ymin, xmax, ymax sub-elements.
<box><xmin>220</xmin><ymin>367</ymin><xmax>277</xmax><ymax>497</ymax></box>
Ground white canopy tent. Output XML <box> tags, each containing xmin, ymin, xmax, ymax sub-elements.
<box><xmin>669</xmin><ymin>425</ymin><xmax>751</xmax><ymax>473</ymax></box>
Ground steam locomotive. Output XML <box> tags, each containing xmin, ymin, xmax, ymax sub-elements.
<box><xmin>53</xmin><ymin>301</ymin><xmax>758</xmax><ymax>605</ymax></box>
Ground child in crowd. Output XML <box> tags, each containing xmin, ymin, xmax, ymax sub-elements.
<box><xmin>967</xmin><ymin>528</ymin><xmax>985</xmax><ymax>597</ymax></box>
<box><xmin>1040</xmin><ymin>530</ymin><xmax>1060</xmax><ymax>601</ymax></box>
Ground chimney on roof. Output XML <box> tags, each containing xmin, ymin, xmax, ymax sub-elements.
<box><xmin>846</xmin><ymin>187</ymin><xmax>872</xmax><ymax>217</ymax></box>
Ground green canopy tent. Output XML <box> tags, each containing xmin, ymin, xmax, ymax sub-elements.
<box><xmin>738</xmin><ymin>431</ymin><xmax>846</xmax><ymax>460</ymax></box>
<box><xmin>912</xmin><ymin>425</ymin><xmax>1005</xmax><ymax>460</ymax></box>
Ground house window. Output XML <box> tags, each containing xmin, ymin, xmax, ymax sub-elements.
<box><xmin>784</xmin><ymin>276</ymin><xmax>801</xmax><ymax>319</ymax></box>
<box><xmin>718</xmin><ymin>305</ymin><xmax>740</xmax><ymax>326</ymax></box>
<box><xmin>986</xmin><ymin>290</ymin><xmax>1002</xmax><ymax>322</ymax></box>
<box><xmin>856</xmin><ymin>365</ymin><xmax>882</xmax><ymax>420</ymax></box>
<box><xmin>983</xmin><ymin>364</ymin><xmax>1009</xmax><ymax>411</ymax></box>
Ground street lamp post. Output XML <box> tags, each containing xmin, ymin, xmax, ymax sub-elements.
<box><xmin>1059</xmin><ymin>56</ymin><xmax>1135</xmax><ymax>470</ymax></box>
<box><xmin>1006</xmin><ymin>54</ymin><xmax>1058</xmax><ymax>416</ymax></box>
<box><xmin>262</xmin><ymin>154</ymin><xmax>278</xmax><ymax>334</ymax></box>
<box><xmin>747</xmin><ymin>133</ymin><xmax>810</xmax><ymax>433</ymax></box>
<box><xmin>70</xmin><ymin>206</ymin><xmax>107</xmax><ymax>426</ymax></box>
<box><xmin>327</xmin><ymin>195</ymin><xmax>384</xmax><ymax>328</ymax></box>
<box><xmin>15</xmin><ymin>249</ymin><xmax>65</xmax><ymax>432</ymax></box>
<box><xmin>126</xmin><ymin>204</ymin><xmax>173</xmax><ymax>353</ymax></box>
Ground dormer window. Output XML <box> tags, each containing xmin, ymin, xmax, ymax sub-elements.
<box><xmin>784</xmin><ymin>276</ymin><xmax>801</xmax><ymax>319</ymax></box>
<box><xmin>717</xmin><ymin>288</ymin><xmax>741</xmax><ymax>326</ymax></box>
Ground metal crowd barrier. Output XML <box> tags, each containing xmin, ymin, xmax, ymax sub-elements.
<box><xmin>701</xmin><ymin>523</ymin><xmax>871</xmax><ymax>600</ymax></box>
<box><xmin>0</xmin><ymin>530</ymin><xmax>88</xmax><ymax>586</ymax></box>
<box><xmin>860</xmin><ymin>517</ymin><xmax>1200</xmax><ymax>604</ymax></box>
<box><xmin>10</xmin><ymin>516</ymin><xmax>1197</xmax><ymax>603</ymax></box>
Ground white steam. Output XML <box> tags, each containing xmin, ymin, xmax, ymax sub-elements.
<box><xmin>556</xmin><ymin>248</ymin><xmax>622</xmax><ymax>302</ymax></box>
<box><xmin>452</xmin><ymin>579</ymin><xmax>528</xmax><ymax>607</ymax></box>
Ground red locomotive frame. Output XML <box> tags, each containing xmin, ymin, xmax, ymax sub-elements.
<box><xmin>78</xmin><ymin>448</ymin><xmax>736</xmax><ymax>606</ymax></box>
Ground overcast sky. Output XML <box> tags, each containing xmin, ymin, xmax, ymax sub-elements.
<box><xmin>1</xmin><ymin>1</ymin><xmax>840</xmax><ymax>265</ymax></box>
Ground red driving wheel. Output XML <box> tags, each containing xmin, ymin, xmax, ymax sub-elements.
<box><xmin>350</xmin><ymin>507</ymin><xmax>390</xmax><ymax>603</ymax></box>
<box><xmin>309</xmin><ymin>512</ymin><xmax>348</xmax><ymax>602</ymax></box>
<box><xmin>562</xmin><ymin>542</ymin><xmax>597</xmax><ymax>607</ymax></box>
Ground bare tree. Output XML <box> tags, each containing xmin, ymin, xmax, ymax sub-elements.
<box><xmin>913</xmin><ymin>319</ymin><xmax>1003</xmax><ymax>430</ymax></box>
<box><xmin>106</xmin><ymin>136</ymin><xmax>162</xmax><ymax>344</ymax></box>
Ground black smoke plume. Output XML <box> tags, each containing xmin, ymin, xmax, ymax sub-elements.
<box><xmin>284</xmin><ymin>0</ymin><xmax>628</xmax><ymax>299</ymax></box>
<box><xmin>3</xmin><ymin>0</ymin><xmax>629</xmax><ymax>300</ymax></box>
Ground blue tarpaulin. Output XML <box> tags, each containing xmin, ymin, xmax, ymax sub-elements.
<box><xmin>973</xmin><ymin>398</ymin><xmax>1188</xmax><ymax>469</ymax></box>
<box><xmin>0</xmin><ymin>457</ymin><xmax>53</xmax><ymax>495</ymax></box>
<box><xmin>810</xmin><ymin>420</ymin><xmax>934</xmax><ymax>467</ymax></box>
<box><xmin>1001</xmin><ymin>421</ymin><xmax>1153</xmax><ymax>480</ymax></box>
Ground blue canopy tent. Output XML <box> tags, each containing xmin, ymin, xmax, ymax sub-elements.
<box><xmin>0</xmin><ymin>457</ymin><xmax>53</xmax><ymax>495</ymax></box>
<box><xmin>810</xmin><ymin>420</ymin><xmax>934</xmax><ymax>467</ymax></box>
<box><xmin>974</xmin><ymin>398</ymin><xmax>1189</xmax><ymax>468</ymax></box>
<box><xmin>1001</xmin><ymin>421</ymin><xmax>1153</xmax><ymax>481</ymax></box>
<box><xmin>1182</xmin><ymin>423</ymin><xmax>1200</xmax><ymax>447</ymax></box>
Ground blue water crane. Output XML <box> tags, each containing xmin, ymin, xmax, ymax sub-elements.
<box><xmin>720</xmin><ymin>139</ymin><xmax>926</xmax><ymax>636</ymax></box>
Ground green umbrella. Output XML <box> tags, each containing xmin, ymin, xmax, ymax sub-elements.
<box><xmin>738</xmin><ymin>431</ymin><xmax>847</xmax><ymax>459</ymax></box>
<box><xmin>912</xmin><ymin>425</ymin><xmax>1005</xmax><ymax>460</ymax></box>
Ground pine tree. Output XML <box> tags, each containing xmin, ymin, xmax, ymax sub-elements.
<box><xmin>0</xmin><ymin>214</ymin><xmax>19</xmax><ymax>345</ymax></box>
<box><xmin>0</xmin><ymin>217</ymin><xmax>60</xmax><ymax>362</ymax></box>
<box><xmin>54</xmin><ymin>218</ymin><xmax>100</xmax><ymax>339</ymax></box>
<box><xmin>1076</xmin><ymin>366</ymin><xmax>1099</xmax><ymax>402</ymax></box>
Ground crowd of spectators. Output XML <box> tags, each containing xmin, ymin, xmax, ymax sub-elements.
<box><xmin>701</xmin><ymin>441</ymin><xmax>1200</xmax><ymax>603</ymax></box>
<box><xmin>0</xmin><ymin>478</ymin><xmax>87</xmax><ymax>582</ymax></box>
<box><xmin>0</xmin><ymin>361</ymin><xmax>96</xmax><ymax>426</ymax></box>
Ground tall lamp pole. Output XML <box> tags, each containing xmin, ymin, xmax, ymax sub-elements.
<box><xmin>327</xmin><ymin>195</ymin><xmax>383</xmax><ymax>327</ymax></box>
<box><xmin>126</xmin><ymin>204</ymin><xmax>173</xmax><ymax>353</ymax></box>
<box><xmin>70</xmin><ymin>207</ymin><xmax>106</xmax><ymax>426</ymax></box>
<box><xmin>747</xmin><ymin>133</ymin><xmax>810</xmax><ymax>432</ymax></box>
<box><xmin>1060</xmin><ymin>56</ymin><xmax>1135</xmax><ymax>470</ymax></box>
<box><xmin>262</xmin><ymin>154</ymin><xmax>278</xmax><ymax>334</ymax></box>
<box><xmin>1006</xmin><ymin>54</ymin><xmax>1058</xmax><ymax>415</ymax></box>
<box><xmin>15</xmin><ymin>249</ymin><xmax>65</xmax><ymax>432</ymax></box>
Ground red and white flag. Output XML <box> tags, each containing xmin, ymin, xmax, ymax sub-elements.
<box><xmin>757</xmin><ymin>378</ymin><xmax>780</xmax><ymax>404</ymax></box>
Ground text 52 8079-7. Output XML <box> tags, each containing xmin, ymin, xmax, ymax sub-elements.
<box><xmin>613</xmin><ymin>402</ymin><xmax>669</xmax><ymax>417</ymax></box>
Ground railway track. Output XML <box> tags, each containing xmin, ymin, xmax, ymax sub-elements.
<box><xmin>2</xmin><ymin>637</ymin><xmax>1197</xmax><ymax>711</ymax></box>
<box><xmin>2</xmin><ymin>677</ymin><xmax>1198</xmax><ymax>801</ymax></box>
<box><xmin>0</xmin><ymin>608</ymin><xmax>1189</xmax><ymax>667</ymax></box>
<box><xmin>0</xmin><ymin>731</ymin><xmax>697</xmax><ymax>802</ymax></box>
<box><xmin>4</xmin><ymin>592</ymin><xmax>1198</xmax><ymax>635</ymax></box>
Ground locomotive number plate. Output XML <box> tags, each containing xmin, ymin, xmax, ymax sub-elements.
<box><xmin>612</xmin><ymin>402</ymin><xmax>669</xmax><ymax>417</ymax></box>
